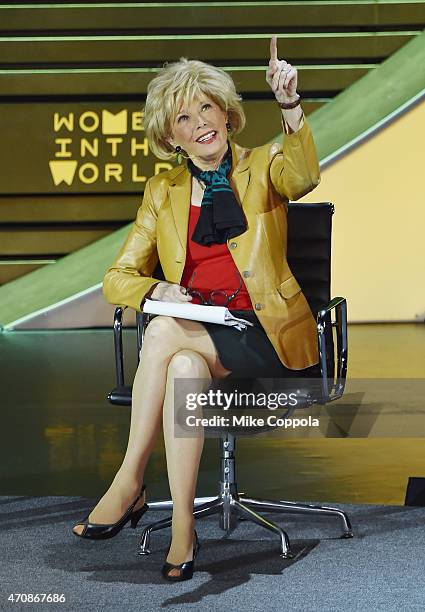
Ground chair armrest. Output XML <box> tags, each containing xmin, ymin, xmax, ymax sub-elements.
<box><xmin>108</xmin><ymin>307</ymin><xmax>155</xmax><ymax>406</ymax></box>
<box><xmin>317</xmin><ymin>297</ymin><xmax>348</xmax><ymax>403</ymax></box>
<box><xmin>136</xmin><ymin>311</ymin><xmax>157</xmax><ymax>360</ymax></box>
<box><xmin>112</xmin><ymin>307</ymin><xmax>125</xmax><ymax>388</ymax></box>
<box><xmin>111</xmin><ymin>307</ymin><xmax>157</xmax><ymax>391</ymax></box>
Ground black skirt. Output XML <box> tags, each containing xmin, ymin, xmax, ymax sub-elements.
<box><xmin>201</xmin><ymin>308</ymin><xmax>320</xmax><ymax>381</ymax></box>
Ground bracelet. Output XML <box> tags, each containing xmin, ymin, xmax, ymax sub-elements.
<box><xmin>277</xmin><ymin>94</ymin><xmax>301</xmax><ymax>110</ymax></box>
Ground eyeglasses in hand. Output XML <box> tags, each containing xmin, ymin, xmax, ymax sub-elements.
<box><xmin>186</xmin><ymin>270</ymin><xmax>243</xmax><ymax>307</ymax></box>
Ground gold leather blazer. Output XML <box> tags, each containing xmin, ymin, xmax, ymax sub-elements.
<box><xmin>103</xmin><ymin>114</ymin><xmax>321</xmax><ymax>370</ymax></box>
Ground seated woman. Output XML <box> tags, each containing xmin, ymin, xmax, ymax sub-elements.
<box><xmin>72</xmin><ymin>37</ymin><xmax>321</xmax><ymax>581</ymax></box>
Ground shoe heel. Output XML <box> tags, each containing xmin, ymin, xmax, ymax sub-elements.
<box><xmin>194</xmin><ymin>530</ymin><xmax>200</xmax><ymax>557</ymax></box>
<box><xmin>130</xmin><ymin>504</ymin><xmax>148</xmax><ymax>529</ymax></box>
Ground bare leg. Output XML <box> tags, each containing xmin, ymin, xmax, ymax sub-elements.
<box><xmin>73</xmin><ymin>316</ymin><xmax>231</xmax><ymax>534</ymax></box>
<box><xmin>162</xmin><ymin>349</ymin><xmax>211</xmax><ymax>576</ymax></box>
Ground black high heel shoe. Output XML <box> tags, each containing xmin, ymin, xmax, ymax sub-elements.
<box><xmin>161</xmin><ymin>529</ymin><xmax>200</xmax><ymax>582</ymax></box>
<box><xmin>72</xmin><ymin>484</ymin><xmax>148</xmax><ymax>540</ymax></box>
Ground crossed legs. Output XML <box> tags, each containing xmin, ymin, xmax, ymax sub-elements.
<box><xmin>73</xmin><ymin>315</ymin><xmax>232</xmax><ymax>568</ymax></box>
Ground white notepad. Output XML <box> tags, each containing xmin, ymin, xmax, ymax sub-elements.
<box><xmin>142</xmin><ymin>299</ymin><xmax>255</xmax><ymax>332</ymax></box>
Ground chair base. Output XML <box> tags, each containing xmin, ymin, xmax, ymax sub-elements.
<box><xmin>138</xmin><ymin>435</ymin><xmax>353</xmax><ymax>559</ymax></box>
<box><xmin>139</xmin><ymin>486</ymin><xmax>353</xmax><ymax>559</ymax></box>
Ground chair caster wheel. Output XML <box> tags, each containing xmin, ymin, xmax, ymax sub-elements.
<box><xmin>219</xmin><ymin>515</ymin><xmax>237</xmax><ymax>531</ymax></box>
<box><xmin>341</xmin><ymin>531</ymin><xmax>354</xmax><ymax>539</ymax></box>
<box><xmin>138</xmin><ymin>548</ymin><xmax>151</xmax><ymax>555</ymax></box>
<box><xmin>280</xmin><ymin>551</ymin><xmax>294</xmax><ymax>559</ymax></box>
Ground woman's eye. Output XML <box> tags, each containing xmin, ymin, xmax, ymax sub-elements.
<box><xmin>177</xmin><ymin>105</ymin><xmax>210</xmax><ymax>122</ymax></box>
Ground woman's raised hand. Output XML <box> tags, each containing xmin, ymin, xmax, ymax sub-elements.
<box><xmin>150</xmin><ymin>281</ymin><xmax>193</xmax><ymax>303</ymax></box>
<box><xmin>266</xmin><ymin>36</ymin><xmax>298</xmax><ymax>103</ymax></box>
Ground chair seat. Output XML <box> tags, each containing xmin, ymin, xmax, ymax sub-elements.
<box><xmin>200</xmin><ymin>385</ymin><xmax>317</xmax><ymax>436</ymax></box>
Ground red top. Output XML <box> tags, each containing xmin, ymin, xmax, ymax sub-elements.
<box><xmin>180</xmin><ymin>203</ymin><xmax>253</xmax><ymax>310</ymax></box>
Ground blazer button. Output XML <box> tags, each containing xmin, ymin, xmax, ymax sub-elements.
<box><xmin>255</xmin><ymin>303</ymin><xmax>263</xmax><ymax>311</ymax></box>
<box><xmin>242</xmin><ymin>270</ymin><xmax>251</xmax><ymax>278</ymax></box>
<box><xmin>229</xmin><ymin>242</ymin><xmax>237</xmax><ymax>249</ymax></box>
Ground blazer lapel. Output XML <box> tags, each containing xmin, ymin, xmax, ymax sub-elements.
<box><xmin>169</xmin><ymin>138</ymin><xmax>251</xmax><ymax>251</ymax></box>
<box><xmin>169</xmin><ymin>167</ymin><xmax>191</xmax><ymax>252</ymax></box>
<box><xmin>230</xmin><ymin>139</ymin><xmax>250</xmax><ymax>206</ymax></box>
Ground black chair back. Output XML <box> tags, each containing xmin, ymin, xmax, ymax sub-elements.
<box><xmin>287</xmin><ymin>202</ymin><xmax>332</xmax><ymax>315</ymax></box>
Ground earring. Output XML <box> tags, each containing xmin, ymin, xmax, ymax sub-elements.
<box><xmin>174</xmin><ymin>145</ymin><xmax>190</xmax><ymax>163</ymax></box>
<box><xmin>226</xmin><ymin>122</ymin><xmax>232</xmax><ymax>133</ymax></box>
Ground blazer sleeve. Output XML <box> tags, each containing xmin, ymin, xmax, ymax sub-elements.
<box><xmin>269</xmin><ymin>112</ymin><xmax>321</xmax><ymax>201</ymax></box>
<box><xmin>103</xmin><ymin>178</ymin><xmax>164</xmax><ymax>311</ymax></box>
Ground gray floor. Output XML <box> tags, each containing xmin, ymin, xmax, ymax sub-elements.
<box><xmin>1</xmin><ymin>496</ymin><xmax>425</xmax><ymax>612</ymax></box>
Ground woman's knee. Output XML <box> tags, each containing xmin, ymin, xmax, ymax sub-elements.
<box><xmin>143</xmin><ymin>315</ymin><xmax>178</xmax><ymax>341</ymax></box>
<box><xmin>168</xmin><ymin>349</ymin><xmax>212</xmax><ymax>380</ymax></box>
<box><xmin>140</xmin><ymin>316</ymin><xmax>180</xmax><ymax>358</ymax></box>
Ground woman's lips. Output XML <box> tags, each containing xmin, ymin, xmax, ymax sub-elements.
<box><xmin>196</xmin><ymin>131</ymin><xmax>217</xmax><ymax>144</ymax></box>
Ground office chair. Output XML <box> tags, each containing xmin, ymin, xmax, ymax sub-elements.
<box><xmin>107</xmin><ymin>202</ymin><xmax>353</xmax><ymax>558</ymax></box>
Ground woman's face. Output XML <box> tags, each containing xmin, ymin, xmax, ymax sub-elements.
<box><xmin>167</xmin><ymin>94</ymin><xmax>229</xmax><ymax>169</ymax></box>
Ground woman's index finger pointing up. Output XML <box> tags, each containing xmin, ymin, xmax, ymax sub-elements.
<box><xmin>270</xmin><ymin>36</ymin><xmax>278</xmax><ymax>62</ymax></box>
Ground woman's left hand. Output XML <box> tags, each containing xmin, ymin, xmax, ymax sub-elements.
<box><xmin>266</xmin><ymin>36</ymin><xmax>298</xmax><ymax>103</ymax></box>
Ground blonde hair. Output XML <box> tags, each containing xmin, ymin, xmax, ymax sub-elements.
<box><xmin>143</xmin><ymin>57</ymin><xmax>246</xmax><ymax>161</ymax></box>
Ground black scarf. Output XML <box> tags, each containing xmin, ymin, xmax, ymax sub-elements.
<box><xmin>186</xmin><ymin>142</ymin><xmax>247</xmax><ymax>246</ymax></box>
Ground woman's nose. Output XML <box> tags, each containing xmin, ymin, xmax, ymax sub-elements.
<box><xmin>196</xmin><ymin>118</ymin><xmax>207</xmax><ymax>128</ymax></box>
